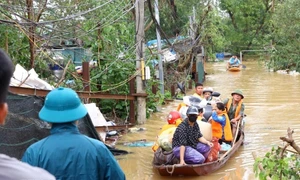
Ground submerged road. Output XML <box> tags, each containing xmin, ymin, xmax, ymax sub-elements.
<box><xmin>117</xmin><ymin>57</ymin><xmax>300</xmax><ymax>180</ymax></box>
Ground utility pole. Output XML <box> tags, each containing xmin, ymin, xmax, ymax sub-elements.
<box><xmin>135</xmin><ymin>0</ymin><xmax>146</xmax><ymax>124</ymax></box>
<box><xmin>154</xmin><ymin>0</ymin><xmax>164</xmax><ymax>94</ymax></box>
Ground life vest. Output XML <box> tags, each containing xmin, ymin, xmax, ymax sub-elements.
<box><xmin>211</xmin><ymin>111</ymin><xmax>233</xmax><ymax>141</ymax></box>
<box><xmin>226</xmin><ymin>98</ymin><xmax>243</xmax><ymax>118</ymax></box>
<box><xmin>159</xmin><ymin>119</ymin><xmax>182</xmax><ymax>134</ymax></box>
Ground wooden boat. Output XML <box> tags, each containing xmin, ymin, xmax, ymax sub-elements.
<box><xmin>153</xmin><ymin>122</ymin><xmax>245</xmax><ymax>176</ymax></box>
<box><xmin>228</xmin><ymin>66</ymin><xmax>242</xmax><ymax>72</ymax></box>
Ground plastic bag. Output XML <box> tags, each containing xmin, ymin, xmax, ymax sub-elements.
<box><xmin>205</xmin><ymin>137</ymin><xmax>221</xmax><ymax>163</ymax></box>
<box><xmin>153</xmin><ymin>147</ymin><xmax>179</xmax><ymax>165</ymax></box>
<box><xmin>157</xmin><ymin>127</ymin><xmax>176</xmax><ymax>151</ymax></box>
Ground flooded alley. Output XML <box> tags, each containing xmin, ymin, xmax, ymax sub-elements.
<box><xmin>117</xmin><ymin>57</ymin><xmax>300</xmax><ymax>180</ymax></box>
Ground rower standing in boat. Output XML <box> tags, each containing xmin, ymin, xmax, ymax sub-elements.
<box><xmin>223</xmin><ymin>89</ymin><xmax>245</xmax><ymax>137</ymax></box>
<box><xmin>172</xmin><ymin>106</ymin><xmax>213</xmax><ymax>165</ymax></box>
<box><xmin>226</xmin><ymin>55</ymin><xmax>241</xmax><ymax>69</ymax></box>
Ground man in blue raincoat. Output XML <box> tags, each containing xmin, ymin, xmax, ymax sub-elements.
<box><xmin>227</xmin><ymin>55</ymin><xmax>241</xmax><ymax>69</ymax></box>
<box><xmin>22</xmin><ymin>87</ymin><xmax>126</xmax><ymax>180</ymax></box>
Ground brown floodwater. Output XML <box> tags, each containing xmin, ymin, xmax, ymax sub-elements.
<box><xmin>116</xmin><ymin>57</ymin><xmax>300</xmax><ymax>180</ymax></box>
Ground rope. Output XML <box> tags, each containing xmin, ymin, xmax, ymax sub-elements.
<box><xmin>165</xmin><ymin>164</ymin><xmax>176</xmax><ymax>175</ymax></box>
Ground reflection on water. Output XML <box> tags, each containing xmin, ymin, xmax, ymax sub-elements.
<box><xmin>117</xmin><ymin>58</ymin><xmax>300</xmax><ymax>180</ymax></box>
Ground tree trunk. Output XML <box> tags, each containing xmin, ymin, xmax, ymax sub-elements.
<box><xmin>27</xmin><ymin>0</ymin><xmax>35</xmax><ymax>68</ymax></box>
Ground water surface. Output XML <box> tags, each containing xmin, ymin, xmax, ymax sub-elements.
<box><xmin>117</xmin><ymin>58</ymin><xmax>300</xmax><ymax>180</ymax></box>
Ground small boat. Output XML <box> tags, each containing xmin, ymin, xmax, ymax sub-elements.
<box><xmin>153</xmin><ymin>121</ymin><xmax>245</xmax><ymax>176</ymax></box>
<box><xmin>227</xmin><ymin>66</ymin><xmax>242</xmax><ymax>72</ymax></box>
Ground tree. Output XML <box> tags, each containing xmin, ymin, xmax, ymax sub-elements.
<box><xmin>267</xmin><ymin>0</ymin><xmax>300</xmax><ymax>72</ymax></box>
<box><xmin>219</xmin><ymin>0</ymin><xmax>274</xmax><ymax>54</ymax></box>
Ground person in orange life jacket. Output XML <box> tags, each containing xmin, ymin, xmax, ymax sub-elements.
<box><xmin>172</xmin><ymin>106</ymin><xmax>213</xmax><ymax>165</ymax></box>
<box><xmin>152</xmin><ymin>111</ymin><xmax>182</xmax><ymax>152</ymax></box>
<box><xmin>223</xmin><ymin>89</ymin><xmax>245</xmax><ymax>137</ymax></box>
<box><xmin>209</xmin><ymin>102</ymin><xmax>233</xmax><ymax>144</ymax></box>
<box><xmin>193</xmin><ymin>83</ymin><xmax>204</xmax><ymax>100</ymax></box>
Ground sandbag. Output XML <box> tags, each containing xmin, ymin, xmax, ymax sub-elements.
<box><xmin>157</xmin><ymin>127</ymin><xmax>176</xmax><ymax>151</ymax></box>
<box><xmin>197</xmin><ymin>121</ymin><xmax>212</xmax><ymax>141</ymax></box>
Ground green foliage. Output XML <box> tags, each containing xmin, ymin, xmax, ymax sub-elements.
<box><xmin>219</xmin><ymin>0</ymin><xmax>273</xmax><ymax>54</ymax></box>
<box><xmin>267</xmin><ymin>0</ymin><xmax>300</xmax><ymax>72</ymax></box>
<box><xmin>164</xmin><ymin>90</ymin><xmax>172</xmax><ymax>99</ymax></box>
<box><xmin>253</xmin><ymin>146</ymin><xmax>300</xmax><ymax>180</ymax></box>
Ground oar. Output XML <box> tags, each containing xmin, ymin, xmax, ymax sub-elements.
<box><xmin>232</xmin><ymin>119</ymin><xmax>241</xmax><ymax>146</ymax></box>
<box><xmin>241</xmin><ymin>64</ymin><xmax>246</xmax><ymax>68</ymax></box>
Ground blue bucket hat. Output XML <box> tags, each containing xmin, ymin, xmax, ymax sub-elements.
<box><xmin>39</xmin><ymin>87</ymin><xmax>87</xmax><ymax>123</ymax></box>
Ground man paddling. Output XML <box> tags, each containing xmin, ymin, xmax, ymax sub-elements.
<box><xmin>227</xmin><ymin>56</ymin><xmax>241</xmax><ymax>69</ymax></box>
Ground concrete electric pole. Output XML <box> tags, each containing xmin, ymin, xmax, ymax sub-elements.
<box><xmin>135</xmin><ymin>0</ymin><xmax>146</xmax><ymax>124</ymax></box>
<box><xmin>154</xmin><ymin>0</ymin><xmax>164</xmax><ymax>95</ymax></box>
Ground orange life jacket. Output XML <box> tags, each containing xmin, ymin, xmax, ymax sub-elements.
<box><xmin>211</xmin><ymin>111</ymin><xmax>233</xmax><ymax>141</ymax></box>
<box><xmin>226</xmin><ymin>98</ymin><xmax>243</xmax><ymax>118</ymax></box>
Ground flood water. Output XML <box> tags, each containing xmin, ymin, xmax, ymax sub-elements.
<box><xmin>116</xmin><ymin>57</ymin><xmax>300</xmax><ymax>180</ymax></box>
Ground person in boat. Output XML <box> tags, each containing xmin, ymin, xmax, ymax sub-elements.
<box><xmin>193</xmin><ymin>82</ymin><xmax>204</xmax><ymax>100</ymax></box>
<box><xmin>172</xmin><ymin>106</ymin><xmax>213</xmax><ymax>165</ymax></box>
<box><xmin>22</xmin><ymin>87</ymin><xmax>125</xmax><ymax>180</ymax></box>
<box><xmin>177</xmin><ymin>95</ymin><xmax>201</xmax><ymax>119</ymax></box>
<box><xmin>0</xmin><ymin>49</ymin><xmax>55</xmax><ymax>180</ymax></box>
<box><xmin>152</xmin><ymin>111</ymin><xmax>182</xmax><ymax>152</ymax></box>
<box><xmin>227</xmin><ymin>55</ymin><xmax>241</xmax><ymax>69</ymax></box>
<box><xmin>199</xmin><ymin>87</ymin><xmax>214</xmax><ymax>107</ymax></box>
<box><xmin>223</xmin><ymin>89</ymin><xmax>245</xmax><ymax>137</ymax></box>
<box><xmin>209</xmin><ymin>102</ymin><xmax>233</xmax><ymax>145</ymax></box>
<box><xmin>160</xmin><ymin>110</ymin><xmax>182</xmax><ymax>134</ymax></box>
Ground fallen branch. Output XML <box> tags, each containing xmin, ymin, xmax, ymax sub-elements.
<box><xmin>278</xmin><ymin>146</ymin><xmax>298</xmax><ymax>154</ymax></box>
<box><xmin>279</xmin><ymin>127</ymin><xmax>300</xmax><ymax>154</ymax></box>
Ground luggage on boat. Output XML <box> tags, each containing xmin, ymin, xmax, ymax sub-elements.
<box><xmin>153</xmin><ymin>147</ymin><xmax>179</xmax><ymax>165</ymax></box>
<box><xmin>197</xmin><ymin>121</ymin><xmax>212</xmax><ymax>141</ymax></box>
<box><xmin>157</xmin><ymin>127</ymin><xmax>176</xmax><ymax>151</ymax></box>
